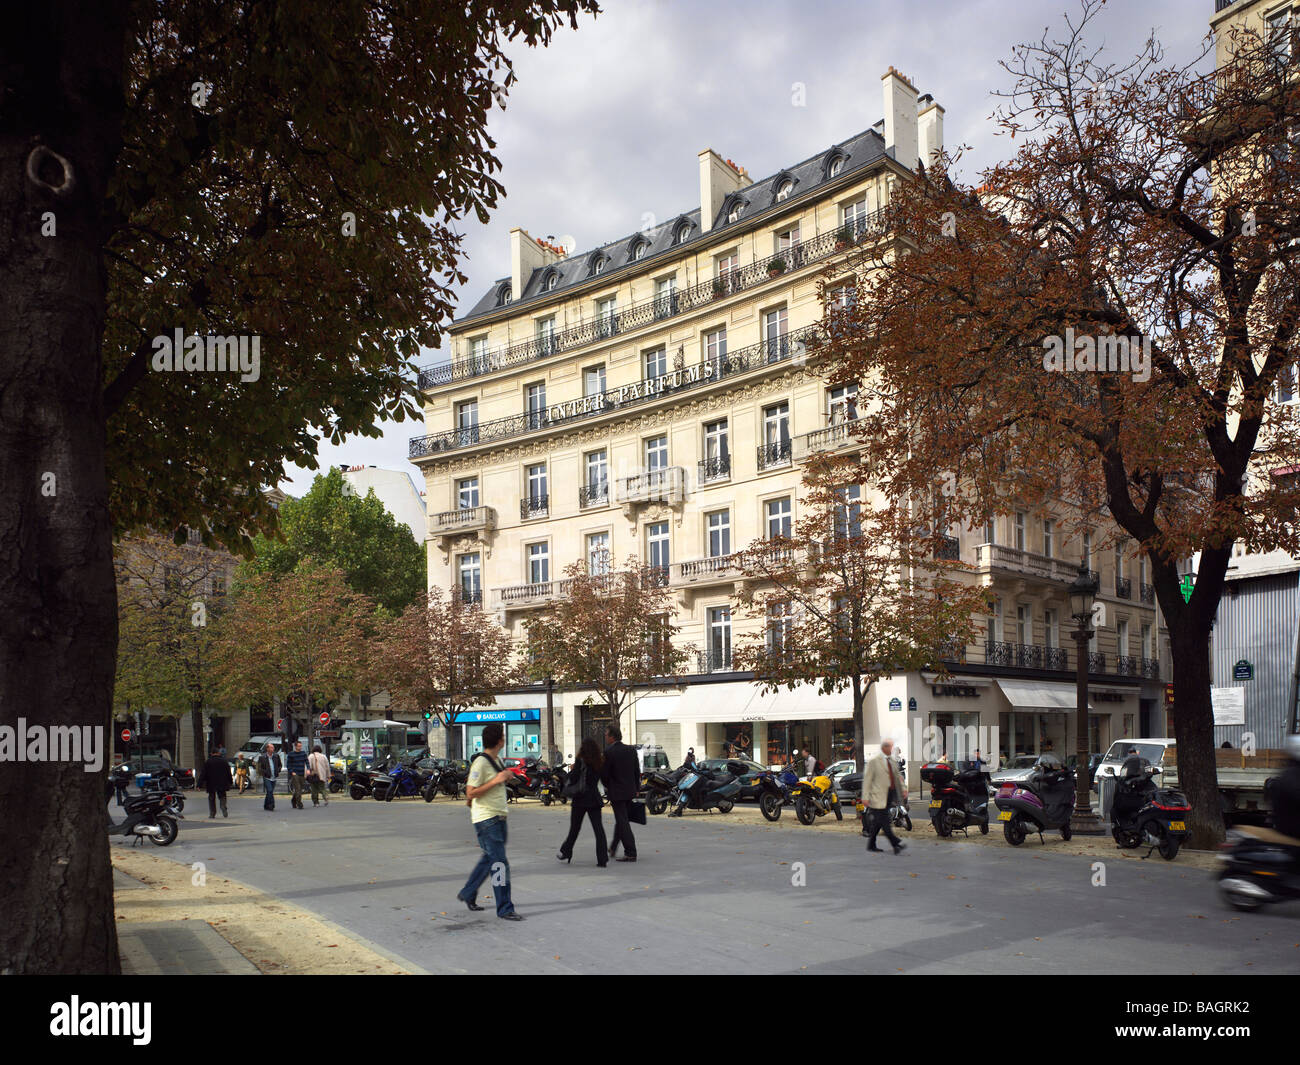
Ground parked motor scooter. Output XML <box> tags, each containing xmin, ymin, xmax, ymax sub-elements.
<box><xmin>107</xmin><ymin>787</ymin><xmax>181</xmax><ymax>846</ymax></box>
<box><xmin>993</xmin><ymin>754</ymin><xmax>1076</xmax><ymax>844</ymax></box>
<box><xmin>1111</xmin><ymin>759</ymin><xmax>1190</xmax><ymax>860</ymax></box>
<box><xmin>641</xmin><ymin>766</ymin><xmax>686</xmax><ymax>815</ymax></box>
<box><xmin>923</xmin><ymin>760</ymin><xmax>990</xmax><ymax>836</ymax></box>
<box><xmin>667</xmin><ymin>764</ymin><xmax>741</xmax><ymax>816</ymax></box>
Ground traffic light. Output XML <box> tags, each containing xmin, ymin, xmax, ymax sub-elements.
<box><xmin>422</xmin><ymin>710</ymin><xmax>433</xmax><ymax>720</ymax></box>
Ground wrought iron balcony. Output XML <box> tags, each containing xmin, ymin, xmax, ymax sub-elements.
<box><xmin>1088</xmin><ymin>651</ymin><xmax>1107</xmax><ymax>673</ymax></box>
<box><xmin>416</xmin><ymin>212</ymin><xmax>886</xmax><ymax>390</ymax></box>
<box><xmin>757</xmin><ymin>439</ymin><xmax>793</xmax><ymax>471</ymax></box>
<box><xmin>520</xmin><ymin>495</ymin><xmax>549</xmax><ymax>521</ymax></box>
<box><xmin>410</xmin><ymin>325</ymin><xmax>822</xmax><ymax>460</ymax></box>
<box><xmin>697</xmin><ymin>649</ymin><xmax>734</xmax><ymax>674</ymax></box>
<box><xmin>1115</xmin><ymin>655</ymin><xmax>1139</xmax><ymax>677</ymax></box>
<box><xmin>935</xmin><ymin>535</ymin><xmax>960</xmax><ymax>561</ymax></box>
<box><xmin>697</xmin><ymin>454</ymin><xmax>731</xmax><ymax>485</ymax></box>
<box><xmin>936</xmin><ymin>638</ymin><xmax>968</xmax><ymax>664</ymax></box>
<box><xmin>1115</xmin><ymin>577</ymin><xmax>1132</xmax><ymax>599</ymax></box>
<box><xmin>986</xmin><ymin>640</ymin><xmax>1015</xmax><ymax>667</ymax></box>
<box><xmin>458</xmin><ymin>587</ymin><xmax>483</xmax><ymax>607</ymax></box>
<box><xmin>616</xmin><ymin>466</ymin><xmax>686</xmax><ymax>507</ymax></box>
<box><xmin>1140</xmin><ymin>656</ymin><xmax>1160</xmax><ymax>679</ymax></box>
<box><xmin>1043</xmin><ymin>646</ymin><xmax>1069</xmax><ymax>671</ymax></box>
<box><xmin>1140</xmin><ymin>582</ymin><xmax>1155</xmax><ymax>604</ymax></box>
<box><xmin>578</xmin><ymin>482</ymin><xmax>609</xmax><ymax>508</ymax></box>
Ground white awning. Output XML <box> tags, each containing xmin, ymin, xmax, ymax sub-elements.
<box><xmin>630</xmin><ymin>695</ymin><xmax>680</xmax><ymax>721</ymax></box>
<box><xmin>671</xmin><ymin>680</ymin><xmax>852</xmax><ymax>723</ymax></box>
<box><xmin>996</xmin><ymin>679</ymin><xmax>1093</xmax><ymax>714</ymax></box>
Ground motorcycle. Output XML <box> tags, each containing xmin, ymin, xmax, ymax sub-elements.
<box><xmin>994</xmin><ymin>754</ymin><xmax>1076</xmax><ymax>845</ymax></box>
<box><xmin>540</xmin><ymin>762</ymin><xmax>571</xmax><ymax>807</ymax></box>
<box><xmin>113</xmin><ymin>764</ymin><xmax>185</xmax><ymax>815</ymax></box>
<box><xmin>348</xmin><ymin>761</ymin><xmax>384</xmax><ymax>800</ymax></box>
<box><xmin>790</xmin><ymin>773</ymin><xmax>843</xmax><ymax>826</ymax></box>
<box><xmin>1217</xmin><ymin>825</ymin><xmax>1300</xmax><ymax>911</ymax></box>
<box><xmin>1111</xmin><ymin>763</ymin><xmax>1190</xmax><ymax>860</ymax></box>
<box><xmin>328</xmin><ymin>766</ymin><xmax>345</xmax><ymax>793</ymax></box>
<box><xmin>376</xmin><ymin>758</ymin><xmax>426</xmax><ymax>801</ymax></box>
<box><xmin>666</xmin><ymin>764</ymin><xmax>741</xmax><ymax>816</ymax></box>
<box><xmin>504</xmin><ymin>758</ymin><xmax>548</xmax><ymax>802</ymax></box>
<box><xmin>107</xmin><ymin>786</ymin><xmax>181</xmax><ymax>846</ymax></box>
<box><xmin>641</xmin><ymin>767</ymin><xmax>687</xmax><ymax>815</ymax></box>
<box><xmin>753</xmin><ymin>769</ymin><xmax>790</xmax><ymax>822</ymax></box>
<box><xmin>922</xmin><ymin>760</ymin><xmax>990</xmax><ymax>837</ymax></box>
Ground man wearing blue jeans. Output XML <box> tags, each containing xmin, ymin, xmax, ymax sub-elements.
<box><xmin>457</xmin><ymin>723</ymin><xmax>524</xmax><ymax>921</ymax></box>
<box><xmin>258</xmin><ymin>743</ymin><xmax>282</xmax><ymax>811</ymax></box>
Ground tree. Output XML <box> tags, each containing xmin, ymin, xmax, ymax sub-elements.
<box><xmin>248</xmin><ymin>469</ymin><xmax>424</xmax><ymax>615</ymax></box>
<box><xmin>113</xmin><ymin>536</ymin><xmax>235</xmax><ymax>767</ymax></box>
<box><xmin>373</xmin><ymin>589</ymin><xmax>520</xmax><ymax>758</ymax></box>
<box><xmin>732</xmin><ymin>455</ymin><xmax>988</xmax><ymax>772</ymax></box>
<box><xmin>213</xmin><ymin>559</ymin><xmax>376</xmax><ymax>742</ymax></box>
<box><xmin>524</xmin><ymin>552</ymin><xmax>689</xmax><ymax>728</ymax></box>
<box><xmin>824</xmin><ymin>0</ymin><xmax>1300</xmax><ymax>845</ymax></box>
<box><xmin>0</xmin><ymin>1</ymin><xmax>597</xmax><ymax>971</ymax></box>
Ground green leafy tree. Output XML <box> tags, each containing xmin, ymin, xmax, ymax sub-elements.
<box><xmin>249</xmin><ymin>469</ymin><xmax>424</xmax><ymax>615</ymax></box>
<box><xmin>0</xmin><ymin>0</ymin><xmax>599</xmax><ymax>972</ymax></box>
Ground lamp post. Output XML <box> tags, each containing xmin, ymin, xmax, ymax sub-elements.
<box><xmin>1068</xmin><ymin>564</ymin><xmax>1104</xmax><ymax>834</ymax></box>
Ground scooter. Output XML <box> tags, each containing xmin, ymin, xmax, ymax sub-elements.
<box><xmin>1218</xmin><ymin>825</ymin><xmax>1300</xmax><ymax>911</ymax></box>
<box><xmin>923</xmin><ymin>760</ymin><xmax>990</xmax><ymax>836</ymax></box>
<box><xmin>107</xmin><ymin>788</ymin><xmax>181</xmax><ymax>846</ymax></box>
<box><xmin>667</xmin><ymin>765</ymin><xmax>741</xmax><ymax>816</ymax></box>
<box><xmin>994</xmin><ymin>755</ymin><xmax>1076</xmax><ymax>844</ymax></box>
<box><xmin>1111</xmin><ymin>763</ymin><xmax>1190</xmax><ymax>860</ymax></box>
<box><xmin>641</xmin><ymin>767</ymin><xmax>686</xmax><ymax>815</ymax></box>
<box><xmin>540</xmin><ymin>762</ymin><xmax>571</xmax><ymax>807</ymax></box>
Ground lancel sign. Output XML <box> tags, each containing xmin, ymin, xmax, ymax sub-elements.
<box><xmin>547</xmin><ymin>361</ymin><xmax>718</xmax><ymax>422</ymax></box>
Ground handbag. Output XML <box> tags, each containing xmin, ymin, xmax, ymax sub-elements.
<box><xmin>561</xmin><ymin>763</ymin><xmax>585</xmax><ymax>800</ymax></box>
<box><xmin>628</xmin><ymin>798</ymin><xmax>647</xmax><ymax>826</ymax></box>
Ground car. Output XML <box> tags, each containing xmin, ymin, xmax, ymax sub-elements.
<box><xmin>697</xmin><ymin>757</ymin><xmax>770</xmax><ymax>802</ymax></box>
<box><xmin>635</xmin><ymin>744</ymin><xmax>671</xmax><ymax>772</ymax></box>
<box><xmin>119</xmin><ymin>753</ymin><xmax>195</xmax><ymax>789</ymax></box>
<box><xmin>1065</xmin><ymin>752</ymin><xmax>1104</xmax><ymax>790</ymax></box>
<box><xmin>990</xmin><ymin>755</ymin><xmax>1040</xmax><ymax>790</ymax></box>
<box><xmin>1093</xmin><ymin>739</ymin><xmax>1177</xmax><ymax>788</ymax></box>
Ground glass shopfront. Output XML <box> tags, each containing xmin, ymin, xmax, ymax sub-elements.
<box><xmin>460</xmin><ymin>709</ymin><xmax>541</xmax><ymax>756</ymax></box>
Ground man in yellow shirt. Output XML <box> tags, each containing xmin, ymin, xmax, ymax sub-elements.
<box><xmin>456</xmin><ymin>723</ymin><xmax>524</xmax><ymax>920</ymax></box>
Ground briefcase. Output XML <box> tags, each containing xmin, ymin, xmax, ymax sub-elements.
<box><xmin>628</xmin><ymin>799</ymin><xmax>647</xmax><ymax>826</ymax></box>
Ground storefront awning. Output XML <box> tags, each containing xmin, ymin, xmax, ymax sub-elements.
<box><xmin>671</xmin><ymin>680</ymin><xmax>851</xmax><ymax>723</ymax></box>
<box><xmin>996</xmin><ymin>679</ymin><xmax>1094</xmax><ymax>714</ymax></box>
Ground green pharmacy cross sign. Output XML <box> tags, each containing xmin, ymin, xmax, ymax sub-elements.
<box><xmin>1179</xmin><ymin>574</ymin><xmax>1194</xmax><ymax>603</ymax></box>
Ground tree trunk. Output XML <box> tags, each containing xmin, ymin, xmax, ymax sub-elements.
<box><xmin>1168</xmin><ymin>615</ymin><xmax>1227</xmax><ymax>849</ymax></box>
<box><xmin>191</xmin><ymin>704</ymin><xmax>206</xmax><ymax>768</ymax></box>
<box><xmin>852</xmin><ymin>675</ymin><xmax>866</xmax><ymax>773</ymax></box>
<box><xmin>0</xmin><ymin>3</ymin><xmax>128</xmax><ymax>972</ymax></box>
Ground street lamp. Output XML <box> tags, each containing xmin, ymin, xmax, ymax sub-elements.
<box><xmin>1068</xmin><ymin>564</ymin><xmax>1104</xmax><ymax>834</ymax></box>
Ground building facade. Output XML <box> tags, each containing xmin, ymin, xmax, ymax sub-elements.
<box><xmin>411</xmin><ymin>70</ymin><xmax>1168</xmax><ymax>777</ymax></box>
<box><xmin>339</xmin><ymin>463</ymin><xmax>428</xmax><ymax>543</ymax></box>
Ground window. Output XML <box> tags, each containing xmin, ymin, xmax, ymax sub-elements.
<box><xmin>704</xmin><ymin>327</ymin><xmax>727</xmax><ymax>365</ymax></box>
<box><xmin>776</xmin><ymin>224</ymin><xmax>801</xmax><ymax>252</ymax></box>
<box><xmin>767</xmin><ymin>600</ymin><xmax>794</xmax><ymax>658</ymax></box>
<box><xmin>707</xmin><ymin>510</ymin><xmax>731</xmax><ymax>558</ymax></box>
<box><xmin>1117</xmin><ymin>618</ymin><xmax>1129</xmax><ymax>658</ymax></box>
<box><xmin>766</xmin><ymin>497</ymin><xmax>792</xmax><ymax>539</ymax></box>
<box><xmin>1278</xmin><ymin>363</ymin><xmax>1296</xmax><ymax>404</ymax></box>
<box><xmin>1141</xmin><ymin>623</ymin><xmax>1153</xmax><ymax>660</ymax></box>
<box><xmin>775</xmin><ymin>179</ymin><xmax>794</xmax><ymax>202</ymax></box>
<box><xmin>764</xmin><ymin>306</ymin><xmax>788</xmax><ymax>361</ymax></box>
<box><xmin>586</xmin><ymin>532</ymin><xmax>610</xmax><ymax>575</ymax></box>
<box><xmin>702</xmin><ymin>419</ymin><xmax>729</xmax><ymax>481</ymax></box>
<box><xmin>1082</xmin><ymin>530</ymin><xmax>1093</xmax><ymax>569</ymax></box>
<box><xmin>468</xmin><ymin>336</ymin><xmax>489</xmax><ymax>373</ymax></box>
<box><xmin>707</xmin><ymin>606</ymin><xmax>732</xmax><ymax>671</ymax></box>
<box><xmin>1015</xmin><ymin>604</ymin><xmax>1030</xmax><ymax>645</ymax></box>
<box><xmin>829</xmin><ymin>155</ymin><xmax>845</xmax><ymax>176</ymax></box>
<box><xmin>1014</xmin><ymin>511</ymin><xmax>1026</xmax><ymax>551</ymax></box>
<box><xmin>544</xmin><ymin>272</ymin><xmax>558</xmax><ymax>291</ymax></box>
<box><xmin>535</xmin><ymin>316</ymin><xmax>556</xmax><ymax>353</ymax></box>
<box><xmin>457</xmin><ymin>477</ymin><xmax>479</xmax><ymax>509</ymax></box>
<box><xmin>456</xmin><ymin>399</ymin><xmax>479</xmax><ymax>445</ymax></box>
<box><xmin>645</xmin><ymin>435</ymin><xmax>668</xmax><ymax>472</ymax></box>
<box><xmin>525</xmin><ymin>462</ymin><xmax>548</xmax><ymax>510</ymax></box>
<box><xmin>1044</xmin><ymin>608</ymin><xmax>1059</xmax><ymax>649</ymax></box>
<box><xmin>984</xmin><ymin>518</ymin><xmax>996</xmax><ymax>545</ymax></box>
<box><xmin>828</xmin><ymin>383</ymin><xmax>858</xmax><ymax>424</ymax></box>
<box><xmin>727</xmin><ymin>200</ymin><xmax>745</xmax><ymax>223</ymax></box>
<box><xmin>761</xmin><ymin>402</ymin><xmax>791</xmax><ymax>468</ymax></box>
<box><xmin>647</xmin><ymin>521</ymin><xmax>670</xmax><ymax>573</ymax></box>
<box><xmin>1270</xmin><ymin>8</ymin><xmax>1295</xmax><ymax>60</ymax></box>
<box><xmin>525</xmin><ymin>382</ymin><xmax>547</xmax><ymax>429</ymax></box>
<box><xmin>654</xmin><ymin>275</ymin><xmax>677</xmax><ymax>319</ymax></box>
<box><xmin>584</xmin><ymin>450</ymin><xmax>608</xmax><ymax>504</ymax></box>
<box><xmin>833</xmin><ymin>484</ymin><xmax>862</xmax><ymax>541</ymax></box>
<box><xmin>842</xmin><ymin>197</ymin><xmax>867</xmax><ymax>232</ymax></box>
<box><xmin>1043</xmin><ymin>518</ymin><xmax>1054</xmax><ymax>557</ymax></box>
<box><xmin>1114</xmin><ymin>544</ymin><xmax>1125</xmax><ymax>580</ymax></box>
<box><xmin>596</xmin><ymin>296</ymin><xmax>617</xmax><ymax>338</ymax></box>
<box><xmin>458</xmin><ymin>553</ymin><xmax>481</xmax><ymax>603</ymax></box>
<box><xmin>583</xmin><ymin>364</ymin><xmax>606</xmax><ymax>397</ymax></box>
<box><xmin>987</xmin><ymin>598</ymin><xmax>1002</xmax><ymax>644</ymax></box>
<box><xmin>716</xmin><ymin>252</ymin><xmax>738</xmax><ymax>295</ymax></box>
<box><xmin>644</xmin><ymin>346</ymin><xmax>667</xmax><ymax>380</ymax></box>
<box><xmin>592</xmin><ymin>256</ymin><xmax>606</xmax><ymax>276</ymax></box>
<box><xmin>633</xmin><ymin>240</ymin><xmax>648</xmax><ymax>261</ymax></box>
<box><xmin>675</xmin><ymin>222</ymin><xmax>691</xmax><ymax>244</ymax></box>
<box><xmin>497</xmin><ymin>284</ymin><xmax>512</xmax><ymax>306</ymax></box>
<box><xmin>527</xmin><ymin>542</ymin><xmax>550</xmax><ymax>585</ymax></box>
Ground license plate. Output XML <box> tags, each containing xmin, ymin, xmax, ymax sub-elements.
<box><xmin>929</xmin><ymin>800</ymin><xmax>942</xmax><ymax>808</ymax></box>
<box><xmin>997</xmin><ymin>810</ymin><xmax>1013</xmax><ymax>821</ymax></box>
<box><xmin>1169</xmin><ymin>820</ymin><xmax>1186</xmax><ymax>832</ymax></box>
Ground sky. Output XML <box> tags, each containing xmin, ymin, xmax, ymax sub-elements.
<box><xmin>278</xmin><ymin>0</ymin><xmax>1214</xmax><ymax>499</ymax></box>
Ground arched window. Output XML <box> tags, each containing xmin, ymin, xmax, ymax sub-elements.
<box><xmin>592</xmin><ymin>256</ymin><xmax>606</xmax><ymax>276</ymax></box>
<box><xmin>497</xmin><ymin>283</ymin><xmax>512</xmax><ymax>306</ymax></box>
<box><xmin>776</xmin><ymin>179</ymin><xmax>794</xmax><ymax>202</ymax></box>
<box><xmin>675</xmin><ymin>222</ymin><xmax>692</xmax><ymax>245</ymax></box>
<box><xmin>727</xmin><ymin>199</ymin><xmax>745</xmax><ymax>223</ymax></box>
<box><xmin>544</xmin><ymin>272</ymin><xmax>559</xmax><ymax>291</ymax></box>
<box><xmin>633</xmin><ymin>241</ymin><xmax>648</xmax><ymax>260</ymax></box>
<box><xmin>829</xmin><ymin>155</ymin><xmax>845</xmax><ymax>177</ymax></box>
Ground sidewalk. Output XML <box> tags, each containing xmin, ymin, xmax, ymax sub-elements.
<box><xmin>111</xmin><ymin>847</ymin><xmax>420</xmax><ymax>975</ymax></box>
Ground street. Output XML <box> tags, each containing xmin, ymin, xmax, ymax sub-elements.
<box><xmin>135</xmin><ymin>793</ymin><xmax>1298</xmax><ymax>974</ymax></box>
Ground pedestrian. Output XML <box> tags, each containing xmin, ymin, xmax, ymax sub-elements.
<box><xmin>971</xmin><ymin>748</ymin><xmax>988</xmax><ymax>771</ymax></box>
<box><xmin>286</xmin><ymin>740</ymin><xmax>309</xmax><ymax>809</ymax></box>
<box><xmin>602</xmin><ymin>725</ymin><xmax>640</xmax><ymax>863</ymax></box>
<box><xmin>805</xmin><ymin>749</ymin><xmax>816</xmax><ymax>777</ymax></box>
<box><xmin>456</xmin><ymin>722</ymin><xmax>523</xmax><ymax>920</ymax></box>
<box><xmin>257</xmin><ymin>743</ymin><xmax>282</xmax><ymax>811</ymax></box>
<box><xmin>201</xmin><ymin>746</ymin><xmax>233</xmax><ymax>819</ymax></box>
<box><xmin>556</xmin><ymin>737</ymin><xmax>609</xmax><ymax>867</ymax></box>
<box><xmin>682</xmin><ymin>747</ymin><xmax>697</xmax><ymax>770</ymax></box>
<box><xmin>864</xmin><ymin>738</ymin><xmax>907</xmax><ymax>855</ymax></box>
<box><xmin>307</xmin><ymin>743</ymin><xmax>331</xmax><ymax>807</ymax></box>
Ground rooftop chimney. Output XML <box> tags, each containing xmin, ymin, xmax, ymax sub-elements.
<box><xmin>881</xmin><ymin>67</ymin><xmax>919</xmax><ymax>173</ymax></box>
<box><xmin>918</xmin><ymin>94</ymin><xmax>945</xmax><ymax>171</ymax></box>
<box><xmin>698</xmin><ymin>148</ymin><xmax>752</xmax><ymax>233</ymax></box>
<box><xmin>510</xmin><ymin>227</ymin><xmax>562</xmax><ymax>301</ymax></box>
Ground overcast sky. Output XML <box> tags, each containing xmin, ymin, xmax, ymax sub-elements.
<box><xmin>279</xmin><ymin>0</ymin><xmax>1214</xmax><ymax>499</ymax></box>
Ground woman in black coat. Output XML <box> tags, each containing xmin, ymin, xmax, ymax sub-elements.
<box><xmin>557</xmin><ymin>738</ymin><xmax>609</xmax><ymax>867</ymax></box>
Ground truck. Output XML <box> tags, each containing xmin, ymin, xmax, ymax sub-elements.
<box><xmin>1160</xmin><ymin>745</ymin><xmax>1287</xmax><ymax>824</ymax></box>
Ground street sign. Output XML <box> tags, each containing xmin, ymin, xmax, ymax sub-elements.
<box><xmin>317</xmin><ymin>730</ymin><xmax>340</xmax><ymax>739</ymax></box>
<box><xmin>889</xmin><ymin>697</ymin><xmax>902</xmax><ymax>712</ymax></box>
<box><xmin>1233</xmin><ymin>659</ymin><xmax>1254</xmax><ymax>681</ymax></box>
<box><xmin>908</xmin><ymin>697</ymin><xmax>917</xmax><ymax>713</ymax></box>
<box><xmin>120</xmin><ymin>729</ymin><xmax>132</xmax><ymax>744</ymax></box>
<box><xmin>318</xmin><ymin>711</ymin><xmax>330</xmax><ymax>726</ymax></box>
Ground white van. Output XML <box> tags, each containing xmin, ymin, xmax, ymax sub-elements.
<box><xmin>1094</xmin><ymin>738</ymin><xmax>1177</xmax><ymax>786</ymax></box>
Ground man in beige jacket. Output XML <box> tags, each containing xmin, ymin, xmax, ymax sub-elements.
<box><xmin>863</xmin><ymin>739</ymin><xmax>907</xmax><ymax>854</ymax></box>
<box><xmin>307</xmin><ymin>744</ymin><xmax>331</xmax><ymax>807</ymax></box>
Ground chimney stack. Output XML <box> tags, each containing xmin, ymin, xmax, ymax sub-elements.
<box><xmin>918</xmin><ymin>94</ymin><xmax>945</xmax><ymax>171</ymax></box>
<box><xmin>510</xmin><ymin>227</ymin><xmax>561</xmax><ymax>301</ymax></box>
<box><xmin>698</xmin><ymin>148</ymin><xmax>752</xmax><ymax>233</ymax></box>
<box><xmin>881</xmin><ymin>67</ymin><xmax>919</xmax><ymax>173</ymax></box>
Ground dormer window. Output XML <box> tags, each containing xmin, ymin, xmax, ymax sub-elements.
<box><xmin>544</xmin><ymin>271</ymin><xmax>559</xmax><ymax>292</ymax></box>
<box><xmin>497</xmin><ymin>283</ymin><xmax>512</xmax><ymax>306</ymax></box>
<box><xmin>829</xmin><ymin>156</ymin><xmax>845</xmax><ymax>176</ymax></box>
<box><xmin>674</xmin><ymin>222</ymin><xmax>692</xmax><ymax>245</ymax></box>
<box><xmin>776</xmin><ymin>179</ymin><xmax>794</xmax><ymax>202</ymax></box>
<box><xmin>591</xmin><ymin>255</ymin><xmax>606</xmax><ymax>276</ymax></box>
<box><xmin>634</xmin><ymin>242</ymin><xmax>647</xmax><ymax>260</ymax></box>
<box><xmin>727</xmin><ymin>200</ymin><xmax>746</xmax><ymax>223</ymax></box>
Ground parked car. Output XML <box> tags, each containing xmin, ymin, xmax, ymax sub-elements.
<box><xmin>990</xmin><ymin>755</ymin><xmax>1040</xmax><ymax>790</ymax></box>
<box><xmin>1065</xmin><ymin>752</ymin><xmax>1104</xmax><ymax>790</ymax></box>
<box><xmin>120</xmin><ymin>754</ymin><xmax>195</xmax><ymax>790</ymax></box>
<box><xmin>698</xmin><ymin>757</ymin><xmax>770</xmax><ymax>802</ymax></box>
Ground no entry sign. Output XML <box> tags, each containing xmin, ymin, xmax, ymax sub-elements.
<box><xmin>319</xmin><ymin>711</ymin><xmax>330</xmax><ymax>726</ymax></box>
<box><xmin>120</xmin><ymin>729</ymin><xmax>132</xmax><ymax>744</ymax></box>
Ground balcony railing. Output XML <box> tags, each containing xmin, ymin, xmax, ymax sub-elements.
<box><xmin>1140</xmin><ymin>583</ymin><xmax>1155</xmax><ymax>604</ymax></box>
<box><xmin>757</xmin><ymin>439</ymin><xmax>793</xmax><ymax>471</ymax></box>
<box><xmin>411</xmin><ymin>324</ymin><xmax>822</xmax><ymax>460</ymax></box>
<box><xmin>1043</xmin><ymin>646</ymin><xmax>1068</xmax><ymax>671</ymax></box>
<box><xmin>975</xmin><ymin>544</ymin><xmax>1081</xmax><ymax>584</ymax></box>
<box><xmin>431</xmin><ymin>505</ymin><xmax>496</xmax><ymax>534</ymax></box>
<box><xmin>1115</xmin><ymin>577</ymin><xmax>1132</xmax><ymax>599</ymax></box>
<box><xmin>1088</xmin><ymin>651</ymin><xmax>1107</xmax><ymax>673</ymax></box>
<box><xmin>458</xmin><ymin>587</ymin><xmax>483</xmax><ymax>607</ymax></box>
<box><xmin>697</xmin><ymin>649</ymin><xmax>734</xmax><ymax>673</ymax></box>
<box><xmin>698</xmin><ymin>454</ymin><xmax>731</xmax><ymax>484</ymax></box>
<box><xmin>416</xmin><ymin>212</ymin><xmax>887</xmax><ymax>390</ymax></box>
<box><xmin>616</xmin><ymin>466</ymin><xmax>686</xmax><ymax>506</ymax></box>
<box><xmin>676</xmin><ymin>554</ymin><xmax>740</xmax><ymax>583</ymax></box>
<box><xmin>793</xmin><ymin>419</ymin><xmax>858</xmax><ymax>461</ymax></box>
<box><xmin>1115</xmin><ymin>655</ymin><xmax>1139</xmax><ymax>677</ymax></box>
<box><xmin>520</xmin><ymin>495</ymin><xmax>549</xmax><ymax>520</ymax></box>
<box><xmin>1140</xmin><ymin>656</ymin><xmax>1160</xmax><ymax>679</ymax></box>
<box><xmin>578</xmin><ymin>482</ymin><xmax>609</xmax><ymax>508</ymax></box>
<box><xmin>937</xmin><ymin>641</ymin><xmax>1144</xmax><ymax>677</ymax></box>
<box><xmin>935</xmin><ymin>535</ymin><xmax>960</xmax><ymax>561</ymax></box>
